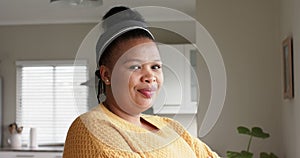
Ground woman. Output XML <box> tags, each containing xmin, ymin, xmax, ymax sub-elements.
<box><xmin>63</xmin><ymin>6</ymin><xmax>219</xmax><ymax>158</ymax></box>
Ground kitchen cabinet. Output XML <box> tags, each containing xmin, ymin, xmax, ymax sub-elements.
<box><xmin>0</xmin><ymin>147</ymin><xmax>63</xmax><ymax>158</ymax></box>
<box><xmin>0</xmin><ymin>151</ymin><xmax>62</xmax><ymax>158</ymax></box>
<box><xmin>153</xmin><ymin>44</ymin><xmax>198</xmax><ymax>114</ymax></box>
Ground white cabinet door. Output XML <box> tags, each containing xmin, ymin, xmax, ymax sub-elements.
<box><xmin>0</xmin><ymin>151</ymin><xmax>62</xmax><ymax>158</ymax></box>
<box><xmin>0</xmin><ymin>152</ymin><xmax>15</xmax><ymax>158</ymax></box>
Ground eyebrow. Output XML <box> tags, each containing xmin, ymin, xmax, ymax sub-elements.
<box><xmin>123</xmin><ymin>59</ymin><xmax>161</xmax><ymax>64</ymax></box>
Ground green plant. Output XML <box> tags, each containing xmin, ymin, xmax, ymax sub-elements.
<box><xmin>226</xmin><ymin>126</ymin><xmax>278</xmax><ymax>158</ymax></box>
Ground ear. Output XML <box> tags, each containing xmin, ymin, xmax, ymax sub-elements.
<box><xmin>99</xmin><ymin>65</ymin><xmax>111</xmax><ymax>85</ymax></box>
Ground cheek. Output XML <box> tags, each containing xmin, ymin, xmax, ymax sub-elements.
<box><xmin>112</xmin><ymin>69</ymin><xmax>138</xmax><ymax>90</ymax></box>
<box><xmin>128</xmin><ymin>73</ymin><xmax>140</xmax><ymax>89</ymax></box>
<box><xmin>159</xmin><ymin>72</ymin><xmax>164</xmax><ymax>82</ymax></box>
<box><xmin>111</xmin><ymin>69</ymin><xmax>128</xmax><ymax>90</ymax></box>
<box><xmin>156</xmin><ymin>72</ymin><xmax>164</xmax><ymax>88</ymax></box>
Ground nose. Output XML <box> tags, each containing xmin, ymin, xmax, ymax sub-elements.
<box><xmin>141</xmin><ymin>69</ymin><xmax>156</xmax><ymax>84</ymax></box>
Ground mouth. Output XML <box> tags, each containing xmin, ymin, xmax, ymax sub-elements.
<box><xmin>137</xmin><ymin>87</ymin><xmax>157</xmax><ymax>99</ymax></box>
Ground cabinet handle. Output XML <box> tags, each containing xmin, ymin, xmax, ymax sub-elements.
<box><xmin>16</xmin><ymin>155</ymin><xmax>35</xmax><ymax>158</ymax></box>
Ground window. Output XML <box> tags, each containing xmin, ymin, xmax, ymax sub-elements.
<box><xmin>16</xmin><ymin>61</ymin><xmax>88</xmax><ymax>145</ymax></box>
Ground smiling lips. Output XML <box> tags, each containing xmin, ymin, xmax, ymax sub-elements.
<box><xmin>137</xmin><ymin>87</ymin><xmax>157</xmax><ymax>98</ymax></box>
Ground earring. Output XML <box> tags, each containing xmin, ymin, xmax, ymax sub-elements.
<box><xmin>99</xmin><ymin>93</ymin><xmax>106</xmax><ymax>102</ymax></box>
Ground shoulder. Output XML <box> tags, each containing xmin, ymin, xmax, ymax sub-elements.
<box><xmin>63</xmin><ymin>107</ymin><xmax>131</xmax><ymax>157</ymax></box>
<box><xmin>65</xmin><ymin>105</ymin><xmax>117</xmax><ymax>144</ymax></box>
<box><xmin>192</xmin><ymin>139</ymin><xmax>220</xmax><ymax>158</ymax></box>
<box><xmin>79</xmin><ymin>105</ymin><xmax>106</xmax><ymax>122</ymax></box>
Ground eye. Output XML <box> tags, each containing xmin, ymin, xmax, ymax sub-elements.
<box><xmin>129</xmin><ymin>65</ymin><xmax>141</xmax><ymax>70</ymax></box>
<box><xmin>151</xmin><ymin>64</ymin><xmax>161</xmax><ymax>70</ymax></box>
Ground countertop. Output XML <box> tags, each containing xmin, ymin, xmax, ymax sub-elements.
<box><xmin>0</xmin><ymin>146</ymin><xmax>63</xmax><ymax>152</ymax></box>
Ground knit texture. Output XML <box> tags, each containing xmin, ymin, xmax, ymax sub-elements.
<box><xmin>63</xmin><ymin>104</ymin><xmax>219</xmax><ymax>158</ymax></box>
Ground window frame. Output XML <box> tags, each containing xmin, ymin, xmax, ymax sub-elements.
<box><xmin>15</xmin><ymin>60</ymin><xmax>88</xmax><ymax>145</ymax></box>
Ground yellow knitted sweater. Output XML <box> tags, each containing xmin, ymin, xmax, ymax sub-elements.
<box><xmin>63</xmin><ymin>104</ymin><xmax>219</xmax><ymax>158</ymax></box>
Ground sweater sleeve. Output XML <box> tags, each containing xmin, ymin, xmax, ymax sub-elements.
<box><xmin>180</xmin><ymin>130</ymin><xmax>220</xmax><ymax>158</ymax></box>
<box><xmin>192</xmin><ymin>137</ymin><xmax>220</xmax><ymax>158</ymax></box>
<box><xmin>161</xmin><ymin>117</ymin><xmax>220</xmax><ymax>158</ymax></box>
<box><xmin>63</xmin><ymin>117</ymin><xmax>98</xmax><ymax>158</ymax></box>
<box><xmin>63</xmin><ymin>117</ymin><xmax>143</xmax><ymax>158</ymax></box>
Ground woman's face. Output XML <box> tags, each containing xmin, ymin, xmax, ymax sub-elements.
<box><xmin>109</xmin><ymin>37</ymin><xmax>163</xmax><ymax>115</ymax></box>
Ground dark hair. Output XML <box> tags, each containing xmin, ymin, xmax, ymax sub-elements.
<box><xmin>102</xmin><ymin>6</ymin><xmax>129</xmax><ymax>20</ymax></box>
<box><xmin>98</xmin><ymin>6</ymin><xmax>154</xmax><ymax>67</ymax></box>
<box><xmin>99</xmin><ymin>30</ymin><xmax>154</xmax><ymax>67</ymax></box>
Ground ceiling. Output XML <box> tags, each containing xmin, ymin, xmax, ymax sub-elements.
<box><xmin>0</xmin><ymin>0</ymin><xmax>195</xmax><ymax>25</ymax></box>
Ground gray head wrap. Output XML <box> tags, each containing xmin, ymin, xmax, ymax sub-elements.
<box><xmin>95</xmin><ymin>8</ymin><xmax>154</xmax><ymax>67</ymax></box>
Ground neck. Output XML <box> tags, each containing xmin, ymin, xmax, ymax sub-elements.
<box><xmin>103</xmin><ymin>100</ymin><xmax>142</xmax><ymax>126</ymax></box>
<box><xmin>103</xmin><ymin>98</ymin><xmax>159</xmax><ymax>132</ymax></box>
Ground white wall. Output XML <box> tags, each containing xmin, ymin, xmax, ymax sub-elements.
<box><xmin>0</xmin><ymin>24</ymin><xmax>95</xmax><ymax>146</ymax></box>
<box><xmin>196</xmin><ymin>0</ymin><xmax>282</xmax><ymax>157</ymax></box>
<box><xmin>280</xmin><ymin>0</ymin><xmax>300</xmax><ymax>157</ymax></box>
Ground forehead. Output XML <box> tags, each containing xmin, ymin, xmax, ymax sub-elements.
<box><xmin>115</xmin><ymin>38</ymin><xmax>161</xmax><ymax>63</ymax></box>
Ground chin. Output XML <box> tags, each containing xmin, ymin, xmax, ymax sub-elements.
<box><xmin>130</xmin><ymin>94</ymin><xmax>157</xmax><ymax>111</ymax></box>
<box><xmin>134</xmin><ymin>100</ymin><xmax>153</xmax><ymax>110</ymax></box>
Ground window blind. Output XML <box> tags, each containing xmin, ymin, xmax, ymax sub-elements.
<box><xmin>16</xmin><ymin>61</ymin><xmax>88</xmax><ymax>145</ymax></box>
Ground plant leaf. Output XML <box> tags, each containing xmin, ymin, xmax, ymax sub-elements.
<box><xmin>237</xmin><ymin>126</ymin><xmax>251</xmax><ymax>135</ymax></box>
<box><xmin>227</xmin><ymin>151</ymin><xmax>241</xmax><ymax>158</ymax></box>
<box><xmin>251</xmin><ymin>127</ymin><xmax>270</xmax><ymax>138</ymax></box>
<box><xmin>260</xmin><ymin>152</ymin><xmax>269</xmax><ymax>158</ymax></box>
<box><xmin>227</xmin><ymin>151</ymin><xmax>253</xmax><ymax>158</ymax></box>
<box><xmin>270</xmin><ymin>152</ymin><xmax>279</xmax><ymax>158</ymax></box>
<box><xmin>240</xmin><ymin>151</ymin><xmax>253</xmax><ymax>158</ymax></box>
<box><xmin>260</xmin><ymin>152</ymin><xmax>279</xmax><ymax>158</ymax></box>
